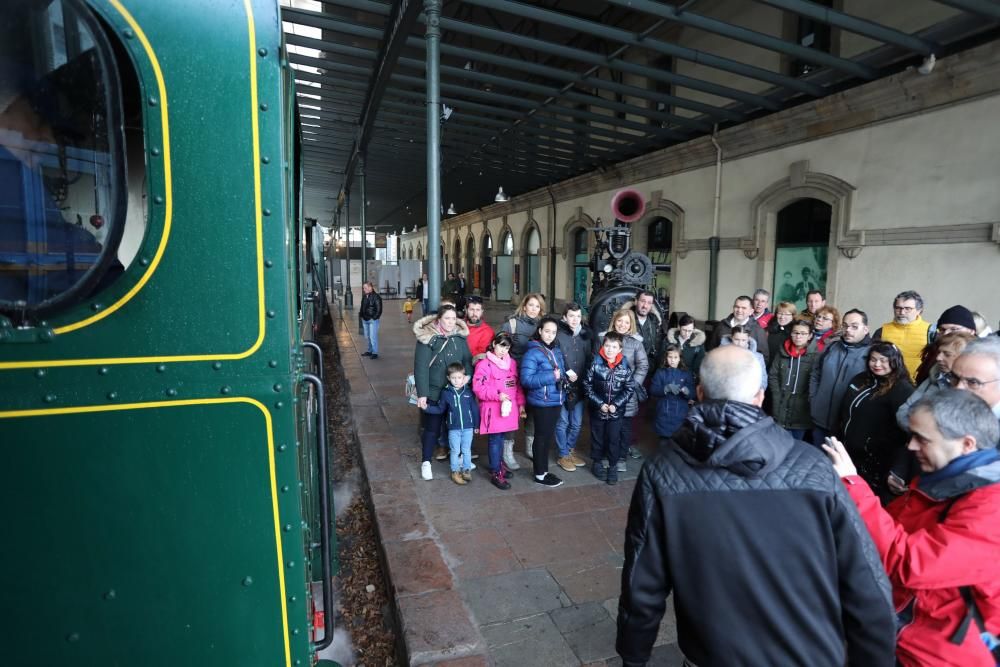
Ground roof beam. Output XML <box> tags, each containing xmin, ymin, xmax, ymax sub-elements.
<box><xmin>754</xmin><ymin>0</ymin><xmax>938</xmax><ymax>54</ymax></box>
<box><xmin>339</xmin><ymin>0</ymin><xmax>423</xmax><ymax>203</ymax></box>
<box><xmin>609</xmin><ymin>0</ymin><xmax>878</xmax><ymax>79</ymax></box>
<box><xmin>930</xmin><ymin>0</ymin><xmax>1000</xmax><ymax>21</ymax></box>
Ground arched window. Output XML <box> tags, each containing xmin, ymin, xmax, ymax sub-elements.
<box><xmin>501</xmin><ymin>231</ymin><xmax>513</xmax><ymax>256</ymax></box>
<box><xmin>453</xmin><ymin>238</ymin><xmax>462</xmax><ymax>275</ymax></box>
<box><xmin>481</xmin><ymin>232</ymin><xmax>493</xmax><ymax>298</ymax></box>
<box><xmin>773</xmin><ymin>198</ymin><xmax>831</xmax><ymax>311</ymax></box>
<box><xmin>416</xmin><ymin>242</ymin><xmax>422</xmax><ymax>261</ymax></box>
<box><xmin>524</xmin><ymin>226</ymin><xmax>541</xmax><ymax>294</ymax></box>
<box><xmin>496</xmin><ymin>231</ymin><xmax>514</xmax><ymax>301</ymax></box>
<box><xmin>647</xmin><ymin>217</ymin><xmax>673</xmax><ymax>305</ymax></box>
<box><xmin>465</xmin><ymin>235</ymin><xmax>475</xmax><ymax>290</ymax></box>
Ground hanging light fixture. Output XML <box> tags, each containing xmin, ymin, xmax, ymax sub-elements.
<box><xmin>494</xmin><ymin>187</ymin><xmax>509</xmax><ymax>203</ymax></box>
<box><xmin>446</xmin><ymin>203</ymin><xmax>457</xmax><ymax>215</ymax></box>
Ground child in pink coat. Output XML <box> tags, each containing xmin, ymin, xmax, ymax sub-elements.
<box><xmin>473</xmin><ymin>332</ymin><xmax>526</xmax><ymax>490</ymax></box>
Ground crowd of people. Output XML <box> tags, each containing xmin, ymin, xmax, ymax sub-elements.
<box><xmin>406</xmin><ymin>284</ymin><xmax>1000</xmax><ymax>665</ymax></box>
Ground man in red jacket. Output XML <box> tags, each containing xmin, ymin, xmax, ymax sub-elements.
<box><xmin>825</xmin><ymin>389</ymin><xmax>1000</xmax><ymax>667</ymax></box>
<box><xmin>463</xmin><ymin>296</ymin><xmax>494</xmax><ymax>363</ymax></box>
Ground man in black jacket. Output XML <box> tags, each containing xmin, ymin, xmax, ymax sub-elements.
<box><xmin>706</xmin><ymin>295</ymin><xmax>770</xmax><ymax>365</ymax></box>
<box><xmin>360</xmin><ymin>281</ymin><xmax>383</xmax><ymax>359</ymax></box>
<box><xmin>617</xmin><ymin>345</ymin><xmax>895</xmax><ymax>667</ymax></box>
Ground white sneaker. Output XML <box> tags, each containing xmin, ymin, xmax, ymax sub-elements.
<box><xmin>420</xmin><ymin>461</ymin><xmax>433</xmax><ymax>480</ymax></box>
<box><xmin>470</xmin><ymin>462</ymin><xmax>477</xmax><ymax>470</ymax></box>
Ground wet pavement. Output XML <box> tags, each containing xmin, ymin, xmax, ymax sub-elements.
<box><xmin>332</xmin><ymin>291</ymin><xmax>682</xmax><ymax>666</ymax></box>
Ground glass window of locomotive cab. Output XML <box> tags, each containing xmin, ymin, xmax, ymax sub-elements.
<box><xmin>0</xmin><ymin>0</ymin><xmax>129</xmax><ymax>327</ymax></box>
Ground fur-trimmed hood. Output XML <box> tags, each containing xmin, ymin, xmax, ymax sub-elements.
<box><xmin>666</xmin><ymin>327</ymin><xmax>706</xmax><ymax>348</ymax></box>
<box><xmin>413</xmin><ymin>314</ymin><xmax>470</xmax><ymax>345</ymax></box>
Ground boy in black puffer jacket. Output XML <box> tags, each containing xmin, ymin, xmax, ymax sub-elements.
<box><xmin>584</xmin><ymin>331</ymin><xmax>634</xmax><ymax>485</ymax></box>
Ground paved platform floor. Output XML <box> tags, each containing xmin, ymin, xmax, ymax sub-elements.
<box><xmin>333</xmin><ymin>293</ymin><xmax>682</xmax><ymax>666</ymax></box>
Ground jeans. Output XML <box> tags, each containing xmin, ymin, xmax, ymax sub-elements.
<box><xmin>448</xmin><ymin>428</ymin><xmax>474</xmax><ymax>472</ymax></box>
<box><xmin>590</xmin><ymin>417</ymin><xmax>622</xmax><ymax>467</ymax></box>
<box><xmin>487</xmin><ymin>432</ymin><xmax>506</xmax><ymax>473</ymax></box>
<box><xmin>422</xmin><ymin>298</ymin><xmax>429</xmax><ymax>315</ymax></box>
<box><xmin>362</xmin><ymin>318</ymin><xmax>379</xmax><ymax>355</ymax></box>
<box><xmin>420</xmin><ymin>409</ymin><xmax>445</xmax><ymax>463</ymax></box>
<box><xmin>529</xmin><ymin>405</ymin><xmax>561</xmax><ymax>477</ymax></box>
<box><xmin>554</xmin><ymin>402</ymin><xmax>584</xmax><ymax>456</ymax></box>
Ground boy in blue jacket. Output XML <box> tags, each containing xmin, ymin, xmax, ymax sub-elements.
<box><xmin>439</xmin><ymin>362</ymin><xmax>481</xmax><ymax>485</ymax></box>
<box><xmin>584</xmin><ymin>331</ymin><xmax>634</xmax><ymax>485</ymax></box>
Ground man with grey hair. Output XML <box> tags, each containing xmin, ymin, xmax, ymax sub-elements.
<box><xmin>751</xmin><ymin>288</ymin><xmax>773</xmax><ymax>328</ymax></box>
<box><xmin>617</xmin><ymin>346</ymin><xmax>895</xmax><ymax>667</ymax></box>
<box><xmin>949</xmin><ymin>336</ymin><xmax>1000</xmax><ymax>422</ymax></box>
<box><xmin>825</xmin><ymin>390</ymin><xmax>1000</xmax><ymax>665</ymax></box>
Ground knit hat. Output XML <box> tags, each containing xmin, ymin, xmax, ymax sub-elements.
<box><xmin>937</xmin><ymin>305</ymin><xmax>976</xmax><ymax>331</ymax></box>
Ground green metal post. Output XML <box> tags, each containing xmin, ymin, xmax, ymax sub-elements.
<box><xmin>358</xmin><ymin>155</ymin><xmax>367</xmax><ymax>333</ymax></box>
<box><xmin>344</xmin><ymin>189</ymin><xmax>353</xmax><ymax>309</ymax></box>
<box><xmin>425</xmin><ymin>0</ymin><xmax>442</xmax><ymax>312</ymax></box>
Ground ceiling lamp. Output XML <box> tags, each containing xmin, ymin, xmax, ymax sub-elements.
<box><xmin>494</xmin><ymin>187</ymin><xmax>509</xmax><ymax>203</ymax></box>
<box><xmin>446</xmin><ymin>203</ymin><xmax>457</xmax><ymax>215</ymax></box>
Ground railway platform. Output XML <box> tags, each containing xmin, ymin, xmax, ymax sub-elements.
<box><xmin>332</xmin><ymin>291</ymin><xmax>682</xmax><ymax>666</ymax></box>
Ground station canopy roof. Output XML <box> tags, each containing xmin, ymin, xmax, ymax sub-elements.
<box><xmin>280</xmin><ymin>0</ymin><xmax>1000</xmax><ymax>232</ymax></box>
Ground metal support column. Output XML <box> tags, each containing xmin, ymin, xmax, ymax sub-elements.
<box><xmin>425</xmin><ymin>0</ymin><xmax>442</xmax><ymax>313</ymax></box>
<box><xmin>344</xmin><ymin>188</ymin><xmax>354</xmax><ymax>309</ymax></box>
<box><xmin>358</xmin><ymin>155</ymin><xmax>367</xmax><ymax>333</ymax></box>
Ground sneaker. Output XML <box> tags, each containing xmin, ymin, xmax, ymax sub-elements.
<box><xmin>370</xmin><ymin>354</ymin><xmax>378</xmax><ymax>359</ymax></box>
<box><xmin>606</xmin><ymin>475</ymin><xmax>619</xmax><ymax>486</ymax></box>
<box><xmin>361</xmin><ymin>351</ymin><xmax>372</xmax><ymax>357</ymax></box>
<box><xmin>420</xmin><ymin>461</ymin><xmax>433</xmax><ymax>481</ymax></box>
<box><xmin>534</xmin><ymin>473</ymin><xmax>563</xmax><ymax>488</ymax></box>
<box><xmin>628</xmin><ymin>446</ymin><xmax>643</xmax><ymax>460</ymax></box>
<box><xmin>591</xmin><ymin>463</ymin><xmax>607</xmax><ymax>481</ymax></box>
<box><xmin>490</xmin><ymin>471</ymin><xmax>511</xmax><ymax>490</ymax></box>
<box><xmin>557</xmin><ymin>455</ymin><xmax>577</xmax><ymax>472</ymax></box>
<box><xmin>471</xmin><ymin>453</ymin><xmax>480</xmax><ymax>460</ymax></box>
<box><xmin>469</xmin><ymin>462</ymin><xmax>477</xmax><ymax>470</ymax></box>
<box><xmin>568</xmin><ymin>449</ymin><xmax>586</xmax><ymax>466</ymax></box>
<box><xmin>451</xmin><ymin>471</ymin><xmax>467</xmax><ymax>485</ymax></box>
<box><xmin>434</xmin><ymin>447</ymin><xmax>449</xmax><ymax>461</ymax></box>
<box><xmin>616</xmin><ymin>459</ymin><xmax>627</xmax><ymax>473</ymax></box>
<box><xmin>461</xmin><ymin>469</ymin><xmax>472</xmax><ymax>482</ymax></box>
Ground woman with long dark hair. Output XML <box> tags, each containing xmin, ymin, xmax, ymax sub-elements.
<box><xmin>836</xmin><ymin>341</ymin><xmax>914</xmax><ymax>502</ymax></box>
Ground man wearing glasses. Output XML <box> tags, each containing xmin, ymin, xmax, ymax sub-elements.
<box><xmin>810</xmin><ymin>309</ymin><xmax>872</xmax><ymax>446</ymax></box>
<box><xmin>874</xmin><ymin>291</ymin><xmax>931</xmax><ymax>383</ymax></box>
<box><xmin>949</xmin><ymin>337</ymin><xmax>1000</xmax><ymax>424</ymax></box>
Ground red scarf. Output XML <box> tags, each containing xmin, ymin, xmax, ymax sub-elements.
<box><xmin>814</xmin><ymin>328</ymin><xmax>835</xmax><ymax>353</ymax></box>
<box><xmin>600</xmin><ymin>348</ymin><xmax>624</xmax><ymax>368</ymax></box>
<box><xmin>783</xmin><ymin>337</ymin><xmax>808</xmax><ymax>358</ymax></box>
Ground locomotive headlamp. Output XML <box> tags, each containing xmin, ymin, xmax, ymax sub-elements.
<box><xmin>603</xmin><ymin>263</ymin><xmax>613</xmax><ymax>274</ymax></box>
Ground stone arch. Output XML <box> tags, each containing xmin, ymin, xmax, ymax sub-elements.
<box><xmin>745</xmin><ymin>161</ymin><xmax>859</xmax><ymax>306</ymax></box>
<box><xmin>561</xmin><ymin>207</ymin><xmax>596</xmax><ymax>303</ymax></box>
<box><xmin>521</xmin><ymin>221</ymin><xmax>542</xmax><ymax>294</ymax></box>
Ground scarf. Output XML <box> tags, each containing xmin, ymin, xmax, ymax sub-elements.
<box><xmin>918</xmin><ymin>448</ymin><xmax>1000</xmax><ymax>491</ymax></box>
<box><xmin>599</xmin><ymin>348</ymin><xmax>624</xmax><ymax>368</ymax></box>
<box><xmin>486</xmin><ymin>350</ymin><xmax>510</xmax><ymax>370</ymax></box>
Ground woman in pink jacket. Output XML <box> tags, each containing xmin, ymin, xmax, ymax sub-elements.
<box><xmin>473</xmin><ymin>332</ymin><xmax>526</xmax><ymax>490</ymax></box>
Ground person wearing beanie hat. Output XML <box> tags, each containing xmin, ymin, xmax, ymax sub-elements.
<box><xmin>937</xmin><ymin>305</ymin><xmax>977</xmax><ymax>336</ymax></box>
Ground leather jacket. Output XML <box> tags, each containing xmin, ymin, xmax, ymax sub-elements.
<box><xmin>360</xmin><ymin>291</ymin><xmax>382</xmax><ymax>321</ymax></box>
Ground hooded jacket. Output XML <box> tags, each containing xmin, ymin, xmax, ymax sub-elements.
<box><xmin>649</xmin><ymin>366</ymin><xmax>694</xmax><ymax>437</ymax></box>
<box><xmin>809</xmin><ymin>334</ymin><xmax>872</xmax><ymax>431</ymax></box>
<box><xmin>844</xmin><ymin>448</ymin><xmax>1000</xmax><ymax>666</ymax></box>
<box><xmin>768</xmin><ymin>338</ymin><xmax>818</xmax><ymax>430</ymax></box>
<box><xmin>707</xmin><ymin>315</ymin><xmax>770</xmax><ymax>365</ymax></box>
<box><xmin>665</xmin><ymin>327</ymin><xmax>706</xmax><ymax>379</ymax></box>
<box><xmin>464</xmin><ymin>319</ymin><xmax>494</xmax><ymax>362</ymax></box>
<box><xmin>437</xmin><ymin>383</ymin><xmax>480</xmax><ymax>431</ymax></box>
<box><xmin>519</xmin><ymin>339</ymin><xmax>567</xmax><ymax>407</ymax></box>
<box><xmin>596</xmin><ymin>331</ymin><xmax>649</xmax><ymax>417</ymax></box>
<box><xmin>584</xmin><ymin>350</ymin><xmax>634</xmax><ymax>421</ymax></box>
<box><xmin>472</xmin><ymin>353</ymin><xmax>524</xmax><ymax>435</ymax></box>
<box><xmin>617</xmin><ymin>400</ymin><xmax>896</xmax><ymax>667</ymax></box>
<box><xmin>499</xmin><ymin>314</ymin><xmax>539</xmax><ymax>361</ymax></box>
<box><xmin>412</xmin><ymin>315</ymin><xmax>473</xmax><ymax>403</ymax></box>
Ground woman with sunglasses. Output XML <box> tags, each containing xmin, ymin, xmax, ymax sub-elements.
<box><xmin>836</xmin><ymin>342</ymin><xmax>914</xmax><ymax>503</ymax></box>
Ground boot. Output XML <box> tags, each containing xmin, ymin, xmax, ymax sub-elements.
<box><xmin>525</xmin><ymin>435</ymin><xmax>534</xmax><ymax>461</ymax></box>
<box><xmin>502</xmin><ymin>440</ymin><xmax>520</xmax><ymax>470</ymax></box>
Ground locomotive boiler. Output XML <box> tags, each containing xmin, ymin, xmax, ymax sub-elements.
<box><xmin>587</xmin><ymin>188</ymin><xmax>668</xmax><ymax>335</ymax></box>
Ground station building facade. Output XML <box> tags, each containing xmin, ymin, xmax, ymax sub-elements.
<box><xmin>400</xmin><ymin>15</ymin><xmax>1000</xmax><ymax>328</ymax></box>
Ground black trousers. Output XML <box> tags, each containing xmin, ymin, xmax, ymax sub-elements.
<box><xmin>591</xmin><ymin>417</ymin><xmax>622</xmax><ymax>465</ymax></box>
<box><xmin>529</xmin><ymin>405</ymin><xmax>561</xmax><ymax>477</ymax></box>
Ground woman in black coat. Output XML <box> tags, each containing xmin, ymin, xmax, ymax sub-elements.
<box><xmin>836</xmin><ymin>341</ymin><xmax>914</xmax><ymax>503</ymax></box>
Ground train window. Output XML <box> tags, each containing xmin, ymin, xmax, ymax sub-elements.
<box><xmin>0</xmin><ymin>0</ymin><xmax>126</xmax><ymax>325</ymax></box>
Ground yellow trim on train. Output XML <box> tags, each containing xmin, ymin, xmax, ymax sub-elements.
<box><xmin>0</xmin><ymin>0</ymin><xmax>268</xmax><ymax>370</ymax></box>
<box><xmin>0</xmin><ymin>396</ymin><xmax>292</xmax><ymax>667</ymax></box>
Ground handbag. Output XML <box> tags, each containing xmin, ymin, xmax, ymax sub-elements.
<box><xmin>406</xmin><ymin>342</ymin><xmax>443</xmax><ymax>406</ymax></box>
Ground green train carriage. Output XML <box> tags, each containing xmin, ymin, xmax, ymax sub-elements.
<box><xmin>0</xmin><ymin>0</ymin><xmax>338</xmax><ymax>664</ymax></box>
